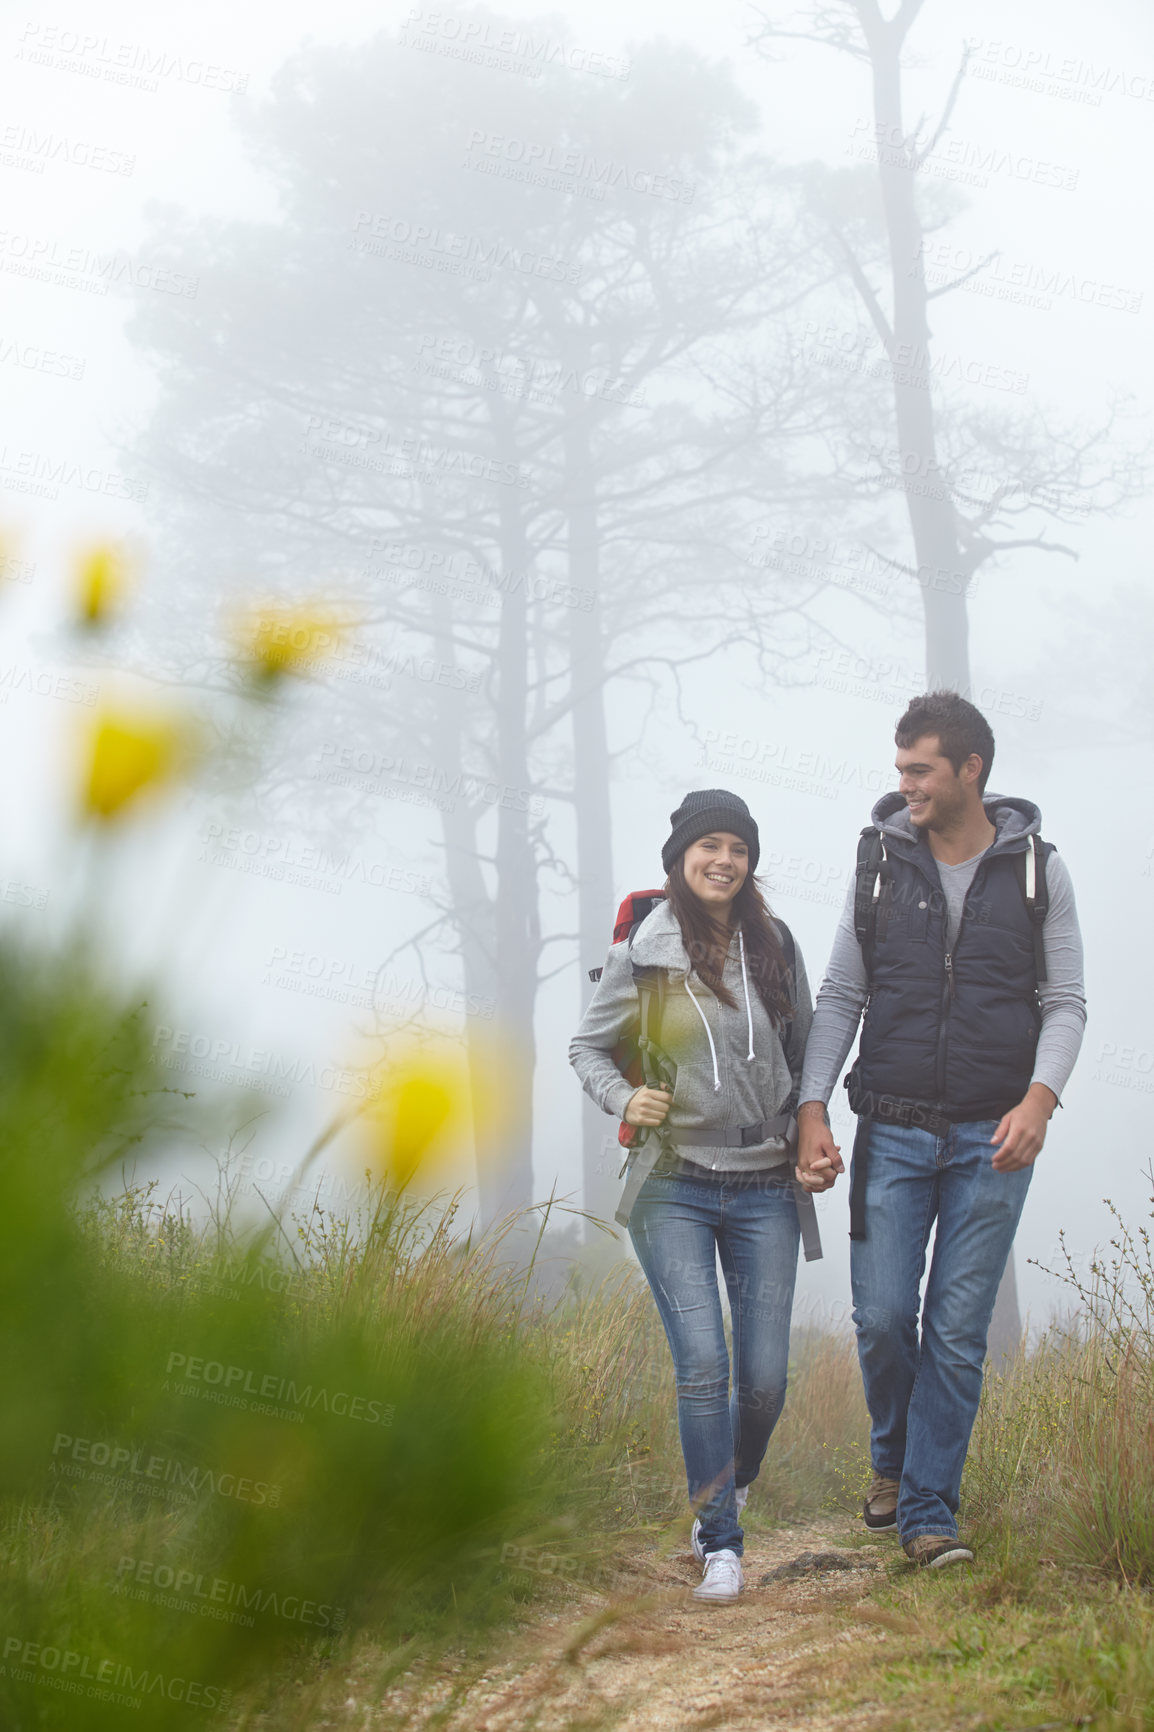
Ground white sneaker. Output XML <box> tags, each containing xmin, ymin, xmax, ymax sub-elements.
<box><xmin>692</xmin><ymin>1488</ymin><xmax>748</xmax><ymax>1562</ymax></box>
<box><xmin>693</xmin><ymin>1548</ymin><xmax>744</xmax><ymax>1603</ymax></box>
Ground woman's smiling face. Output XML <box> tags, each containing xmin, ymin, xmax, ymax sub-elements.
<box><xmin>681</xmin><ymin>832</ymin><xmax>749</xmax><ymax>913</ymax></box>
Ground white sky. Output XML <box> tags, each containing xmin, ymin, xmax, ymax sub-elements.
<box><xmin>1</xmin><ymin>0</ymin><xmax>1152</xmax><ymax>1323</ymax></box>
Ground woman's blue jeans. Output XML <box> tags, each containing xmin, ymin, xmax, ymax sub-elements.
<box><xmin>628</xmin><ymin>1160</ymin><xmax>800</xmax><ymax>1557</ymax></box>
<box><xmin>850</xmin><ymin>1118</ymin><xmax>1033</xmax><ymax>1541</ymax></box>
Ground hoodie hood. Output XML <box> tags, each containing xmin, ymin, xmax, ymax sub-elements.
<box><xmin>869</xmin><ymin>790</ymin><xmax>1042</xmax><ymax>858</ymax></box>
<box><xmin>627</xmin><ymin>896</ymin><xmax>693</xmax><ymax>970</ymax></box>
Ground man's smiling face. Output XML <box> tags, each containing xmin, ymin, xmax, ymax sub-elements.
<box><xmin>896</xmin><ymin>734</ymin><xmax>972</xmax><ymax>832</ymax></box>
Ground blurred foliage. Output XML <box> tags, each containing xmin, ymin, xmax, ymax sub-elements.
<box><xmin>0</xmin><ymin>934</ymin><xmax>563</xmax><ymax>1728</ymax></box>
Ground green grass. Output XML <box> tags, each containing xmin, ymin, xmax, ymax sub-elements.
<box><xmin>7</xmin><ymin>928</ymin><xmax>1154</xmax><ymax>1729</ymax></box>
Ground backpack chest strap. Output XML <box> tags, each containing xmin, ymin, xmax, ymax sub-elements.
<box><xmin>672</xmin><ymin>1111</ymin><xmax>796</xmax><ymax>1149</ymax></box>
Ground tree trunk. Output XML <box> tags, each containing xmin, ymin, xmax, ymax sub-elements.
<box><xmin>863</xmin><ymin>3</ymin><xmax>1021</xmax><ymax>1339</ymax></box>
<box><xmin>564</xmin><ymin>416</ymin><xmax>619</xmax><ymax>1234</ymax></box>
<box><xmin>487</xmin><ymin>432</ymin><xmax>539</xmax><ymax>1224</ymax></box>
<box><xmin>425</xmin><ymin>560</ymin><xmax>537</xmax><ymax>1228</ymax></box>
<box><xmin>868</xmin><ymin>31</ymin><xmax>970</xmax><ymax>692</ymax></box>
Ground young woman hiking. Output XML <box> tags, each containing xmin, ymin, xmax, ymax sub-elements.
<box><xmin>569</xmin><ymin>789</ymin><xmax>816</xmax><ymax>1604</ymax></box>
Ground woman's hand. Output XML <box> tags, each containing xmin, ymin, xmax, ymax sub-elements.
<box><xmin>624</xmin><ymin>1084</ymin><xmax>672</xmax><ymax>1128</ymax></box>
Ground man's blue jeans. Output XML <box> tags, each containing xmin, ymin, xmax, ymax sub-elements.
<box><xmin>629</xmin><ymin>1161</ymin><xmax>800</xmax><ymax>1557</ymax></box>
<box><xmin>850</xmin><ymin>1118</ymin><xmax>1033</xmax><ymax>1541</ymax></box>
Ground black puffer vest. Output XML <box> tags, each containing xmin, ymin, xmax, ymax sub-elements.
<box><xmin>851</xmin><ymin>794</ymin><xmax>1050</xmax><ymax>1122</ymax></box>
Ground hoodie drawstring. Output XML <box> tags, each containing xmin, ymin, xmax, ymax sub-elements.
<box><xmin>738</xmin><ymin>929</ymin><xmax>755</xmax><ymax>1061</ymax></box>
<box><xmin>683</xmin><ymin>973</ymin><xmax>721</xmax><ymax>1092</ymax></box>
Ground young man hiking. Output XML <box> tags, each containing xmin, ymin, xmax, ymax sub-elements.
<box><xmin>795</xmin><ymin>692</ymin><xmax>1086</xmax><ymax>1567</ymax></box>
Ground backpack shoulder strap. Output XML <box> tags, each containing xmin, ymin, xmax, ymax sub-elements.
<box><xmin>631</xmin><ymin>962</ymin><xmax>672</xmax><ymax>1090</ymax></box>
<box><xmin>853</xmin><ymin>825</ymin><xmax>886</xmax><ymax>974</ymax></box>
<box><xmin>772</xmin><ymin>917</ymin><xmax>797</xmax><ymax>1025</ymax></box>
<box><xmin>773</xmin><ymin>917</ymin><xmax>804</xmax><ymax>1096</ymax></box>
<box><xmin>1014</xmin><ymin>834</ymin><xmax>1053</xmax><ymax>983</ymax></box>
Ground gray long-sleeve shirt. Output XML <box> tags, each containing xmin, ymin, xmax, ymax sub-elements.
<box><xmin>799</xmin><ymin>845</ymin><xmax>1086</xmax><ymax>1109</ymax></box>
<box><xmin>570</xmin><ymin>899</ymin><xmax>813</xmax><ymax>1172</ymax></box>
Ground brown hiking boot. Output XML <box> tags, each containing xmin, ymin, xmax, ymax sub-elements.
<box><xmin>863</xmin><ymin>1473</ymin><xmax>900</xmax><ymax>1531</ymax></box>
<box><xmin>904</xmin><ymin>1534</ymin><xmax>975</xmax><ymax>1568</ymax></box>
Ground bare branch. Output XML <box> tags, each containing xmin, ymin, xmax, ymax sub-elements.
<box><xmin>910</xmin><ymin>44</ymin><xmax>973</xmax><ymax>169</ymax></box>
<box><xmin>926</xmin><ymin>251</ymin><xmax>999</xmax><ymax>300</ymax></box>
<box><xmin>828</xmin><ymin>225</ymin><xmax>895</xmax><ymax>353</ymax></box>
<box><xmin>747</xmin><ymin>2</ymin><xmax>871</xmax><ymax>61</ymax></box>
<box><xmin>976</xmin><ymin>534</ymin><xmax>1081</xmax><ymax>561</ymax></box>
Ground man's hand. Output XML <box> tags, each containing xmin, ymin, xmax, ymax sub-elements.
<box><xmin>624</xmin><ymin>1084</ymin><xmax>672</xmax><ymax>1128</ymax></box>
<box><xmin>795</xmin><ymin>1099</ymin><xmax>844</xmax><ymax>1192</ymax></box>
<box><xmin>990</xmin><ymin>1082</ymin><xmax>1056</xmax><ymax>1171</ymax></box>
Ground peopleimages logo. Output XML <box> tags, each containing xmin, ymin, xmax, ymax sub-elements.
<box><xmin>0</xmin><ymin>445</ymin><xmax>147</xmax><ymax>503</ymax></box>
<box><xmin>366</xmin><ymin>540</ymin><xmax>595</xmax><ymax>612</ymax></box>
<box><xmin>463</xmin><ymin>129</ymin><xmax>695</xmax><ymax>203</ymax></box>
<box><xmin>966</xmin><ymin>38</ymin><xmax>1154</xmax><ymax>105</ymax></box>
<box><xmin>846</xmin><ymin>118</ymin><xmax>1080</xmax><ymax>191</ymax></box>
<box><xmin>152</xmin><ymin>1023</ymin><xmax>374</xmax><ymax>1101</ymax></box>
<box><xmin>0</xmin><ymin>228</ymin><xmax>199</xmax><ymax>298</ymax></box>
<box><xmin>114</xmin><ymin>1556</ymin><xmax>346</xmax><ymax>1631</ymax></box>
<box><xmin>197</xmin><ymin>820</ymin><xmax>432</xmax><ymax>898</ymax></box>
<box><xmin>349</xmin><ymin>211</ymin><xmax>583</xmax><ymax>285</ymax></box>
<box><xmin>0</xmin><ymin>122</ymin><xmax>135</xmax><ymax>176</ymax></box>
<box><xmin>316</xmin><ymin>742</ymin><xmax>547</xmax><ymax>817</ymax></box>
<box><xmin>915</xmin><ymin>238</ymin><xmax>1142</xmax><ymax>316</ymax></box>
<box><xmin>50</xmin><ymin>1432</ymin><xmax>281</xmax><ymax>1506</ymax></box>
<box><xmin>165</xmin><ymin>1351</ymin><xmax>395</xmax><ymax>1426</ymax></box>
<box><xmin>400</xmin><ymin>6</ymin><xmax>630</xmax><ymax>80</ymax></box>
<box><xmin>0</xmin><ymin>334</ymin><xmax>85</xmax><ymax>380</ymax></box>
<box><xmin>3</xmin><ymin>1635</ymin><xmax>229</xmax><ymax>1712</ymax></box>
<box><xmin>303</xmin><ymin>413</ymin><xmax>533</xmax><ymax>490</ymax></box>
<box><xmin>17</xmin><ymin>21</ymin><xmax>249</xmax><ymax>94</ymax></box>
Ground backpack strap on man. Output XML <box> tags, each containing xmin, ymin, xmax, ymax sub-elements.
<box><xmin>853</xmin><ymin>826</ymin><xmax>886</xmax><ymax>975</ymax></box>
<box><xmin>1015</xmin><ymin>834</ymin><xmax>1051</xmax><ymax>984</ymax></box>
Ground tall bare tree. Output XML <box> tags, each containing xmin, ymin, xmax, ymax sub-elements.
<box><xmin>751</xmin><ymin>0</ymin><xmax>1146</xmax><ymax>1349</ymax></box>
<box><xmin>128</xmin><ymin>20</ymin><xmax>856</xmax><ymax>1227</ymax></box>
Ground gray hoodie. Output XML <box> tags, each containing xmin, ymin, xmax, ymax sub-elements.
<box><xmin>569</xmin><ymin>899</ymin><xmax>813</xmax><ymax>1172</ymax></box>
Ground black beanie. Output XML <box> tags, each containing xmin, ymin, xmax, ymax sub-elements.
<box><xmin>662</xmin><ymin>788</ymin><xmax>759</xmax><ymax>874</ymax></box>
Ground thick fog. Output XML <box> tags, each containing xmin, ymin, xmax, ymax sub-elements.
<box><xmin>2</xmin><ymin>0</ymin><xmax>1151</xmax><ymax>1332</ymax></box>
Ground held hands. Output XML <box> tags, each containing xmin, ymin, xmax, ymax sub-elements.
<box><xmin>990</xmin><ymin>1083</ymin><xmax>1056</xmax><ymax>1171</ymax></box>
<box><xmin>795</xmin><ymin>1100</ymin><xmax>844</xmax><ymax>1193</ymax></box>
<box><xmin>624</xmin><ymin>1084</ymin><xmax>672</xmax><ymax>1128</ymax></box>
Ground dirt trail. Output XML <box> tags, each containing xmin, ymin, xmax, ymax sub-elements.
<box><xmin>371</xmin><ymin>1519</ymin><xmax>898</xmax><ymax>1732</ymax></box>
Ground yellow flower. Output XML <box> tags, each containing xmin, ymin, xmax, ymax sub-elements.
<box><xmin>82</xmin><ymin>710</ymin><xmax>188</xmax><ymax>821</ymax></box>
<box><xmin>363</xmin><ymin>1054</ymin><xmax>460</xmax><ymax>1193</ymax></box>
<box><xmin>75</xmin><ymin>544</ymin><xmax>131</xmax><ymax>628</ymax></box>
<box><xmin>236</xmin><ymin>604</ymin><xmax>345</xmax><ymax>685</ymax></box>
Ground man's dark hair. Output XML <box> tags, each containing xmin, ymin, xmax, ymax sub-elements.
<box><xmin>895</xmin><ymin>691</ymin><xmax>995</xmax><ymax>794</ymax></box>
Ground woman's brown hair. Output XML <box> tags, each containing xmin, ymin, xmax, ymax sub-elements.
<box><xmin>665</xmin><ymin>857</ymin><xmax>793</xmax><ymax>1026</ymax></box>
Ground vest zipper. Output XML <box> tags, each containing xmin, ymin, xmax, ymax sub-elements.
<box><xmin>937</xmin><ymin>864</ymin><xmax>984</xmax><ymax>1097</ymax></box>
